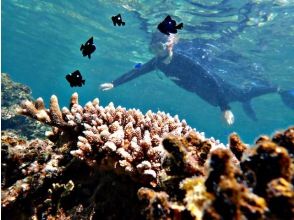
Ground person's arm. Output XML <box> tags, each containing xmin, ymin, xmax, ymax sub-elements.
<box><xmin>100</xmin><ymin>58</ymin><xmax>157</xmax><ymax>90</ymax></box>
<box><xmin>218</xmin><ymin>90</ymin><xmax>234</xmax><ymax>125</ymax></box>
<box><xmin>211</xmin><ymin>75</ymin><xmax>235</xmax><ymax>125</ymax></box>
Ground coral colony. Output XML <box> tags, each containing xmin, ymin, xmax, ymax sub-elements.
<box><xmin>1</xmin><ymin>91</ymin><xmax>293</xmax><ymax>219</ymax></box>
<box><xmin>1</xmin><ymin>8</ymin><xmax>294</xmax><ymax>220</ymax></box>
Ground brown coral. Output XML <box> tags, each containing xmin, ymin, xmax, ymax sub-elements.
<box><xmin>240</xmin><ymin>139</ymin><xmax>292</xmax><ymax>196</ymax></box>
<box><xmin>272</xmin><ymin>127</ymin><xmax>294</xmax><ymax>156</ymax></box>
<box><xmin>162</xmin><ymin>132</ymin><xmax>212</xmax><ymax>177</ymax></box>
<box><xmin>18</xmin><ymin>93</ymin><xmax>224</xmax><ymax>187</ymax></box>
<box><xmin>138</xmin><ymin>188</ymin><xmax>172</xmax><ymax>220</ymax></box>
<box><xmin>1</xmin><ymin>131</ymin><xmax>61</xmax><ymax>209</ymax></box>
<box><xmin>229</xmin><ymin>133</ymin><xmax>248</xmax><ymax>161</ymax></box>
<box><xmin>203</xmin><ymin>176</ymin><xmax>268</xmax><ymax>220</ymax></box>
<box><xmin>2</xmin><ymin>92</ymin><xmax>293</xmax><ymax>220</ymax></box>
<box><xmin>266</xmin><ymin>178</ymin><xmax>294</xmax><ymax>219</ymax></box>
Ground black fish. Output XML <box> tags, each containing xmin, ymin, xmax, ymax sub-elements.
<box><xmin>157</xmin><ymin>15</ymin><xmax>183</xmax><ymax>35</ymax></box>
<box><xmin>111</xmin><ymin>14</ymin><xmax>125</xmax><ymax>26</ymax></box>
<box><xmin>80</xmin><ymin>37</ymin><xmax>96</xmax><ymax>59</ymax></box>
<box><xmin>66</xmin><ymin>70</ymin><xmax>85</xmax><ymax>87</ymax></box>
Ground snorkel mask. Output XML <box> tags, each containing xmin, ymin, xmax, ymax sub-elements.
<box><xmin>149</xmin><ymin>31</ymin><xmax>178</xmax><ymax>58</ymax></box>
<box><xmin>149</xmin><ymin>31</ymin><xmax>170</xmax><ymax>56</ymax></box>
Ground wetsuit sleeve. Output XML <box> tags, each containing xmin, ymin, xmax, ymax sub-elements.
<box><xmin>210</xmin><ymin>74</ymin><xmax>231</xmax><ymax>111</ymax></box>
<box><xmin>219</xmin><ymin>98</ymin><xmax>231</xmax><ymax>111</ymax></box>
<box><xmin>112</xmin><ymin>58</ymin><xmax>157</xmax><ymax>87</ymax></box>
<box><xmin>217</xmin><ymin>85</ymin><xmax>231</xmax><ymax>111</ymax></box>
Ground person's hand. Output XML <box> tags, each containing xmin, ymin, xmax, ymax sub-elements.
<box><xmin>223</xmin><ymin>110</ymin><xmax>234</xmax><ymax>125</ymax></box>
<box><xmin>100</xmin><ymin>83</ymin><xmax>114</xmax><ymax>91</ymax></box>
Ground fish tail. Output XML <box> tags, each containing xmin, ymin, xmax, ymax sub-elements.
<box><xmin>280</xmin><ymin>89</ymin><xmax>294</xmax><ymax>110</ymax></box>
<box><xmin>176</xmin><ymin>23</ymin><xmax>183</xmax><ymax>29</ymax></box>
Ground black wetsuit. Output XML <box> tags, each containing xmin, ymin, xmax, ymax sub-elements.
<box><xmin>112</xmin><ymin>39</ymin><xmax>278</xmax><ymax>120</ymax></box>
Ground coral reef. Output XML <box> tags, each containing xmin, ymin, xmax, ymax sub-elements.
<box><xmin>1</xmin><ymin>93</ymin><xmax>294</xmax><ymax>219</ymax></box>
<box><xmin>17</xmin><ymin>93</ymin><xmax>224</xmax><ymax>187</ymax></box>
<box><xmin>1</xmin><ymin>73</ymin><xmax>49</xmax><ymax>139</ymax></box>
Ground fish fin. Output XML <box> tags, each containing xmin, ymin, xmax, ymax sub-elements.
<box><xmin>122</xmin><ymin>21</ymin><xmax>125</xmax><ymax>26</ymax></box>
<box><xmin>82</xmin><ymin>80</ymin><xmax>85</xmax><ymax>85</ymax></box>
<box><xmin>242</xmin><ymin>101</ymin><xmax>257</xmax><ymax>121</ymax></box>
<box><xmin>80</xmin><ymin>44</ymin><xmax>84</xmax><ymax>51</ymax></box>
<box><xmin>165</xmin><ymin>15</ymin><xmax>172</xmax><ymax>21</ymax></box>
<box><xmin>280</xmin><ymin>89</ymin><xmax>294</xmax><ymax>110</ymax></box>
<box><xmin>176</xmin><ymin>23</ymin><xmax>183</xmax><ymax>29</ymax></box>
<box><xmin>87</xmin><ymin>37</ymin><xmax>94</xmax><ymax>45</ymax></box>
<box><xmin>111</xmin><ymin>16</ymin><xmax>116</xmax><ymax>26</ymax></box>
<box><xmin>88</xmin><ymin>54</ymin><xmax>91</xmax><ymax>59</ymax></box>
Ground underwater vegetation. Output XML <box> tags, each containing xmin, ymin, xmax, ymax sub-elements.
<box><xmin>1</xmin><ymin>76</ymin><xmax>293</xmax><ymax>219</ymax></box>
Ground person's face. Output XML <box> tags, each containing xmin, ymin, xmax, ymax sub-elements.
<box><xmin>149</xmin><ymin>41</ymin><xmax>168</xmax><ymax>57</ymax></box>
<box><xmin>149</xmin><ymin>32</ymin><xmax>170</xmax><ymax>57</ymax></box>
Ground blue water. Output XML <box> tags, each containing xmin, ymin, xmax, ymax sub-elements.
<box><xmin>2</xmin><ymin>0</ymin><xmax>294</xmax><ymax>144</ymax></box>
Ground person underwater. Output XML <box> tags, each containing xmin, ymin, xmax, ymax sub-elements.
<box><xmin>100</xmin><ymin>31</ymin><xmax>294</xmax><ymax>125</ymax></box>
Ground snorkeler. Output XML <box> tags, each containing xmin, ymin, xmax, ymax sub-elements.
<box><xmin>80</xmin><ymin>37</ymin><xmax>96</xmax><ymax>59</ymax></box>
<box><xmin>100</xmin><ymin>31</ymin><xmax>294</xmax><ymax>125</ymax></box>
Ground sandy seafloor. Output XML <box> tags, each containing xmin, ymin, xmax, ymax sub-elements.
<box><xmin>2</xmin><ymin>0</ymin><xmax>294</xmax><ymax>144</ymax></box>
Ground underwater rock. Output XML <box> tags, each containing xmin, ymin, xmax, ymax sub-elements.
<box><xmin>1</xmin><ymin>73</ymin><xmax>49</xmax><ymax>139</ymax></box>
<box><xmin>2</xmin><ymin>92</ymin><xmax>294</xmax><ymax>219</ymax></box>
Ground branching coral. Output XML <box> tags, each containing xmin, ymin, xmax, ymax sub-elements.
<box><xmin>1</xmin><ymin>131</ymin><xmax>62</xmax><ymax>210</ymax></box>
<box><xmin>18</xmin><ymin>93</ymin><xmax>223</xmax><ymax>187</ymax></box>
<box><xmin>2</xmin><ymin>92</ymin><xmax>293</xmax><ymax>220</ymax></box>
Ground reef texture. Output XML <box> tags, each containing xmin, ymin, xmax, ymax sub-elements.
<box><xmin>1</xmin><ymin>93</ymin><xmax>294</xmax><ymax>220</ymax></box>
<box><xmin>1</xmin><ymin>73</ymin><xmax>49</xmax><ymax>139</ymax></box>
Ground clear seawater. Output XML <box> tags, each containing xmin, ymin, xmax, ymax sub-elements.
<box><xmin>2</xmin><ymin>0</ymin><xmax>294</xmax><ymax>144</ymax></box>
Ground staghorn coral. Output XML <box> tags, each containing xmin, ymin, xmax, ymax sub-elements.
<box><xmin>18</xmin><ymin>93</ymin><xmax>224</xmax><ymax>187</ymax></box>
<box><xmin>2</xmin><ymin>92</ymin><xmax>294</xmax><ymax>220</ymax></box>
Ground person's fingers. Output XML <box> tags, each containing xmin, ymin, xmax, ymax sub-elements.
<box><xmin>100</xmin><ymin>83</ymin><xmax>114</xmax><ymax>91</ymax></box>
<box><xmin>223</xmin><ymin>110</ymin><xmax>234</xmax><ymax>125</ymax></box>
